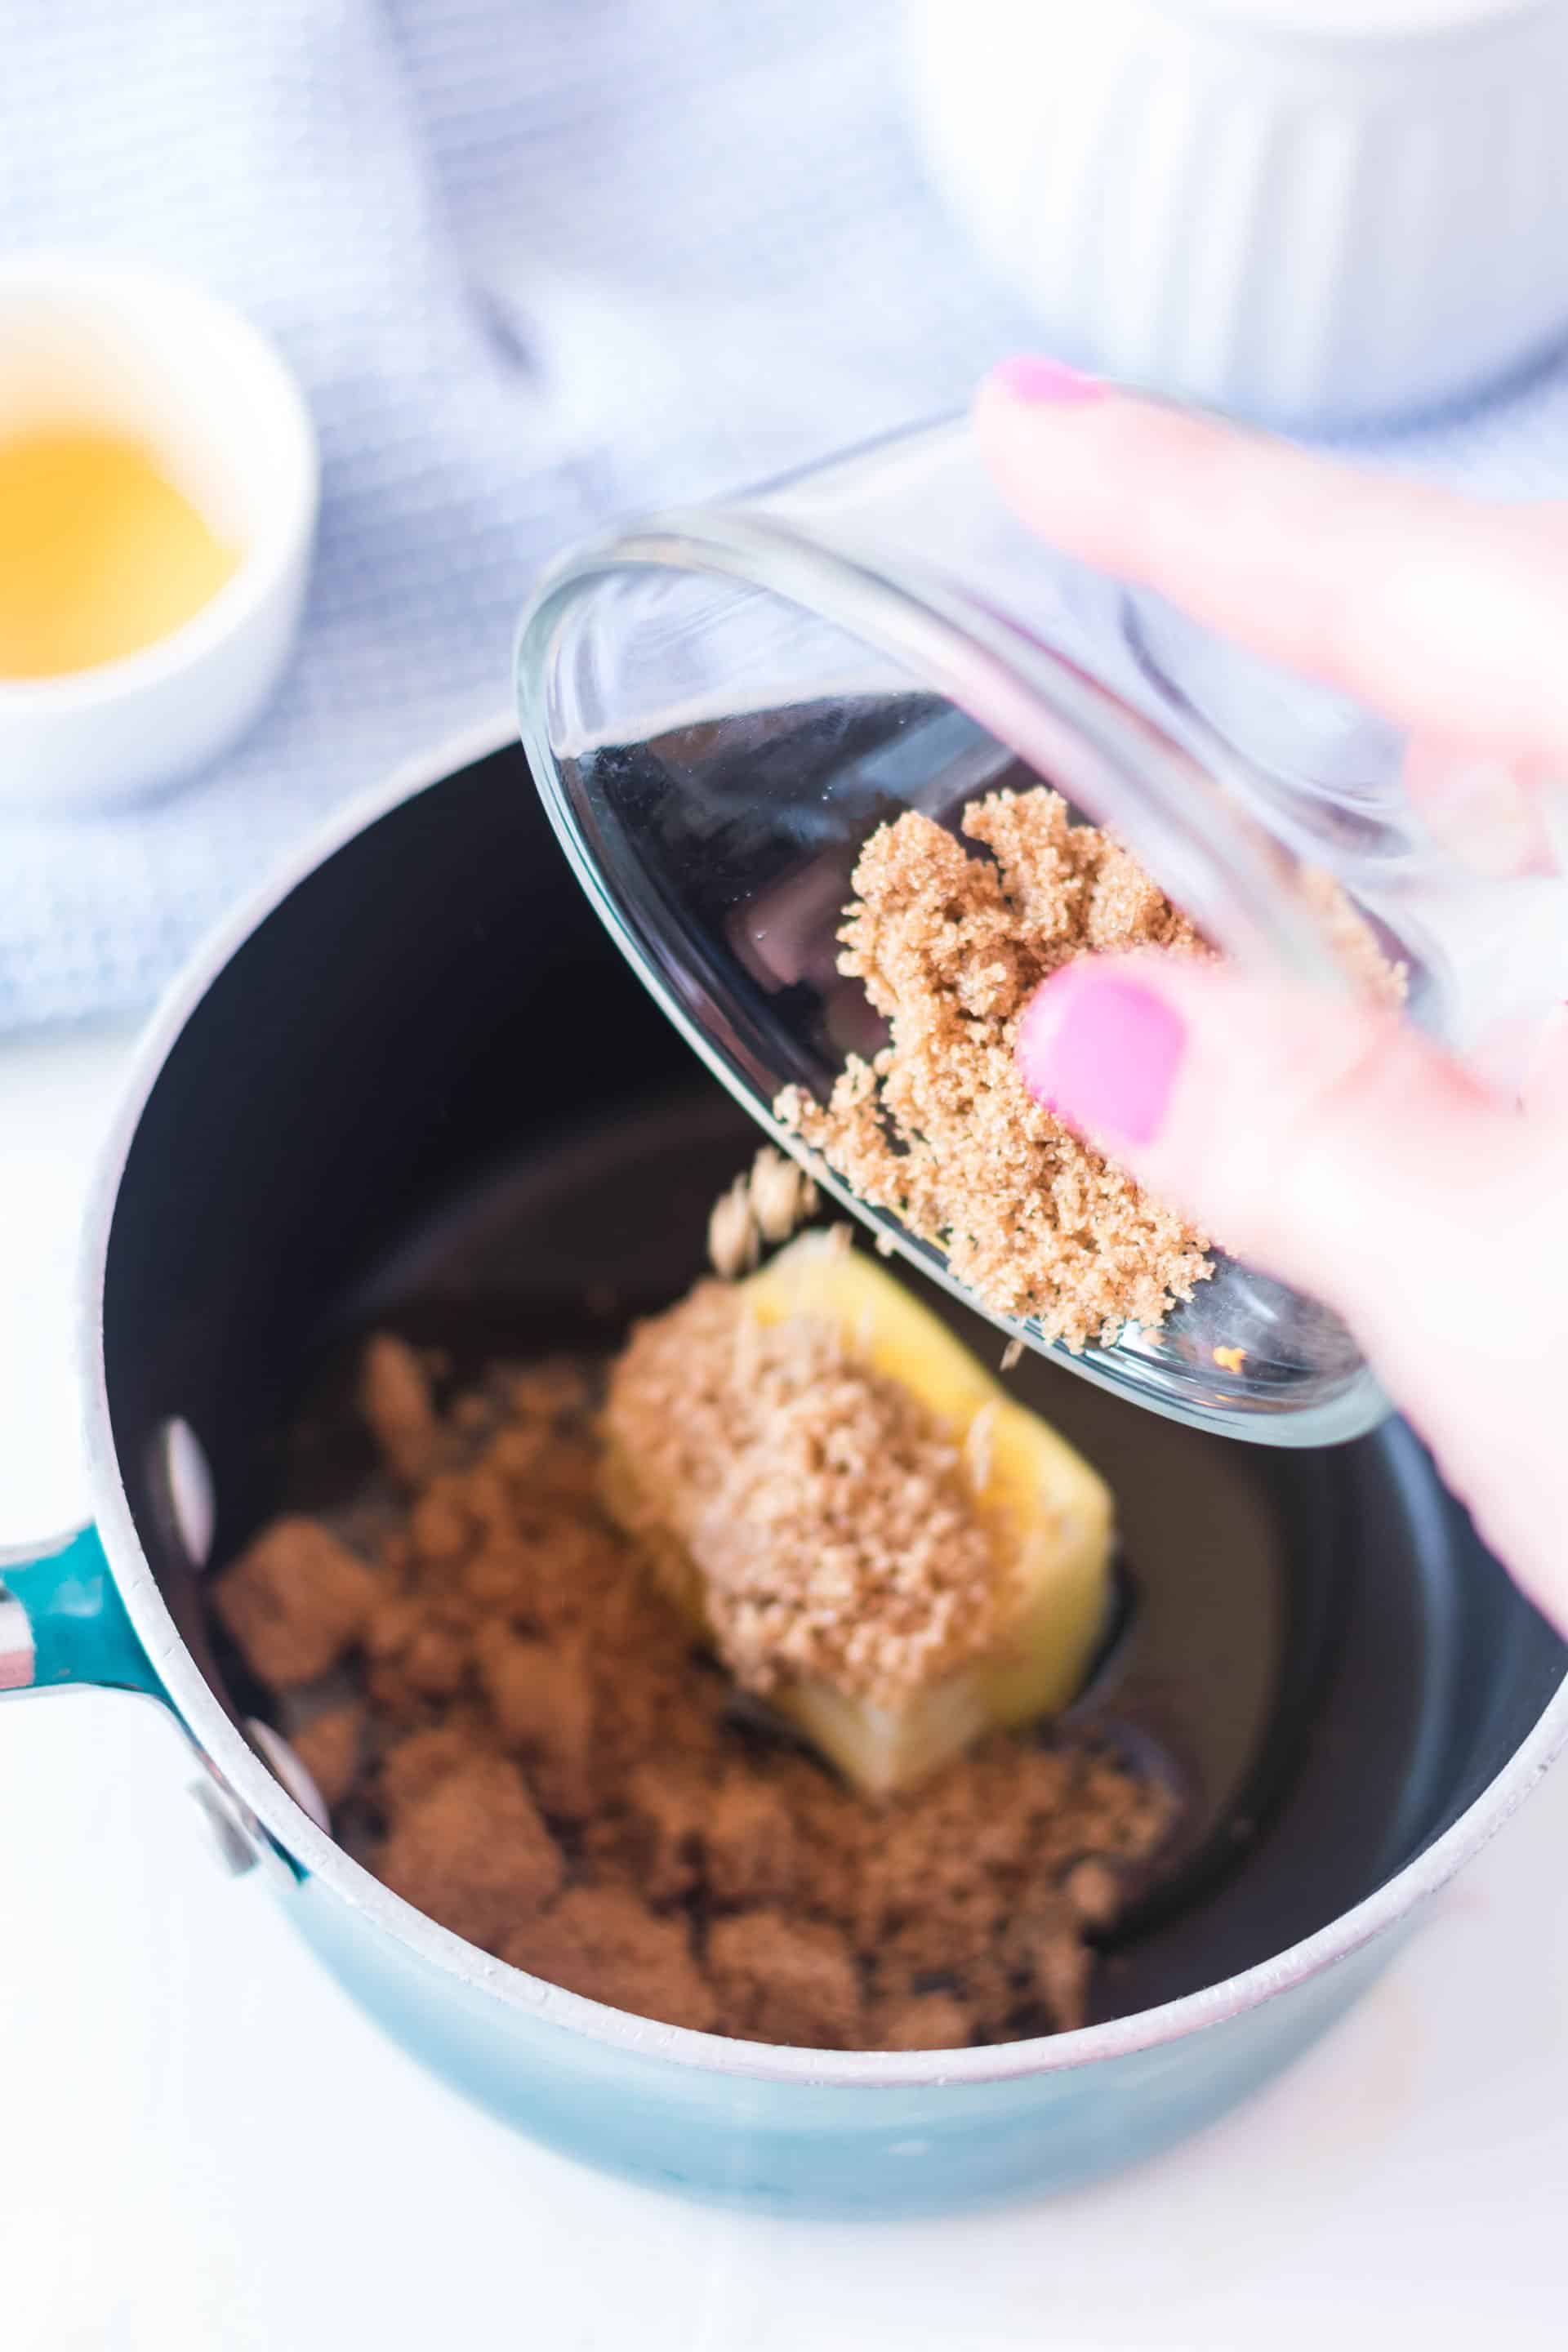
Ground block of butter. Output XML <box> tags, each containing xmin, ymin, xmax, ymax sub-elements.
<box><xmin>604</xmin><ymin>1232</ymin><xmax>1114</xmax><ymax>1796</ymax></box>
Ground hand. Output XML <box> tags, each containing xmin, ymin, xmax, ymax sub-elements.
<box><xmin>974</xmin><ymin>358</ymin><xmax>1568</xmax><ymax>1627</ymax></box>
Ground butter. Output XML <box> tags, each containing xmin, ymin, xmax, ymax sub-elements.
<box><xmin>604</xmin><ymin>1233</ymin><xmax>1115</xmax><ymax>1796</ymax></box>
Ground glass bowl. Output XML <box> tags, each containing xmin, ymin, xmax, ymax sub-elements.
<box><xmin>514</xmin><ymin>416</ymin><xmax>1568</xmax><ymax>1446</ymax></box>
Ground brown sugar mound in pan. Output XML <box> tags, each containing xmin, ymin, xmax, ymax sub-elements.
<box><xmin>213</xmin><ymin>1332</ymin><xmax>1172</xmax><ymax>2050</ymax></box>
<box><xmin>776</xmin><ymin>787</ymin><xmax>1214</xmax><ymax>1350</ymax></box>
<box><xmin>602</xmin><ymin>1275</ymin><xmax>999</xmax><ymax>1707</ymax></box>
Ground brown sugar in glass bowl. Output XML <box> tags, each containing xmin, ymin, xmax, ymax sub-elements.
<box><xmin>518</xmin><ymin>441</ymin><xmax>1431</xmax><ymax>1449</ymax></box>
<box><xmin>777</xmin><ymin>785</ymin><xmax>1214</xmax><ymax>1352</ymax></box>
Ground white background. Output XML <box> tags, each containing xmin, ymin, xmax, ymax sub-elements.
<box><xmin>3</xmin><ymin>1022</ymin><xmax>1566</xmax><ymax>2350</ymax></box>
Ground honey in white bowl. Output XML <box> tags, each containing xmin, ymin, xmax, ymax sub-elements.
<box><xmin>0</xmin><ymin>425</ymin><xmax>238</xmax><ymax>679</ymax></box>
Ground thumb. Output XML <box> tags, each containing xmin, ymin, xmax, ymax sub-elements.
<box><xmin>1013</xmin><ymin>955</ymin><xmax>1523</xmax><ymax>1368</ymax></box>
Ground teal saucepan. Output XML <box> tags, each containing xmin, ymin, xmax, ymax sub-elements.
<box><xmin>2</xmin><ymin>730</ymin><xmax>1562</xmax><ymax>2215</ymax></box>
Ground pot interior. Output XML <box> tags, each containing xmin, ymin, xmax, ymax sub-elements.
<box><xmin>101</xmin><ymin>740</ymin><xmax>1566</xmax><ymax>2025</ymax></box>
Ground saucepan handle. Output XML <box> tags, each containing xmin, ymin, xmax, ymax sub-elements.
<box><xmin>1</xmin><ymin>1526</ymin><xmax>301</xmax><ymax>1886</ymax></box>
<box><xmin>0</xmin><ymin>1524</ymin><xmax>165</xmax><ymax>1699</ymax></box>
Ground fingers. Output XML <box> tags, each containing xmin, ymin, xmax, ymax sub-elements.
<box><xmin>1014</xmin><ymin>951</ymin><xmax>1568</xmax><ymax>1615</ymax></box>
<box><xmin>1401</xmin><ymin>741</ymin><xmax>1565</xmax><ymax>880</ymax></box>
<box><xmin>1013</xmin><ymin>951</ymin><xmax>1508</xmax><ymax>1339</ymax></box>
<box><xmin>981</xmin><ymin>358</ymin><xmax>1568</xmax><ymax>1617</ymax></box>
<box><xmin>973</xmin><ymin>362</ymin><xmax>1568</xmax><ymax>775</ymax></box>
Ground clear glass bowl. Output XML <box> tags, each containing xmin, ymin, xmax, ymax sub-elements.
<box><xmin>514</xmin><ymin>416</ymin><xmax>1568</xmax><ymax>1446</ymax></box>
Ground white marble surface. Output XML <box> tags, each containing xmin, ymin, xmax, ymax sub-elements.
<box><xmin>2</xmin><ymin>1019</ymin><xmax>1566</xmax><ymax>2350</ymax></box>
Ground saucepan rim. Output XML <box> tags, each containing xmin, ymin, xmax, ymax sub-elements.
<box><xmin>76</xmin><ymin>717</ymin><xmax>1568</xmax><ymax>2090</ymax></box>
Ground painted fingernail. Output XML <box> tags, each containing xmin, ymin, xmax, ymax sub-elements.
<box><xmin>1017</xmin><ymin>969</ymin><xmax>1186</xmax><ymax>1147</ymax></box>
<box><xmin>988</xmin><ymin>355</ymin><xmax>1109</xmax><ymax>409</ymax></box>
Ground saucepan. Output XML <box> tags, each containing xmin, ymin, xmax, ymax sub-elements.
<box><xmin>2</xmin><ymin>721</ymin><xmax>1563</xmax><ymax>2216</ymax></box>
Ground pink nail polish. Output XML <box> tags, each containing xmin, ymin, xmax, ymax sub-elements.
<box><xmin>1017</xmin><ymin>970</ymin><xmax>1185</xmax><ymax>1147</ymax></box>
<box><xmin>989</xmin><ymin>355</ymin><xmax>1109</xmax><ymax>408</ymax></box>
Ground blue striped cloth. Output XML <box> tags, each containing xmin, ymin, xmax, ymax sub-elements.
<box><xmin>2</xmin><ymin>0</ymin><xmax>1566</xmax><ymax>1027</ymax></box>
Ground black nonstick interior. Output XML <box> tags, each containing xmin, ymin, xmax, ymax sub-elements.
<box><xmin>101</xmin><ymin>741</ymin><xmax>1566</xmax><ymax>2024</ymax></box>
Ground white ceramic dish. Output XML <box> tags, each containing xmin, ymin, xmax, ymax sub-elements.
<box><xmin>905</xmin><ymin>0</ymin><xmax>1568</xmax><ymax>425</ymax></box>
<box><xmin>0</xmin><ymin>255</ymin><xmax>318</xmax><ymax>813</ymax></box>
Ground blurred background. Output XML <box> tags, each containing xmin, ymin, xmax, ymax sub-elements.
<box><xmin>2</xmin><ymin>0</ymin><xmax>1568</xmax><ymax>1030</ymax></box>
<box><xmin>1</xmin><ymin>0</ymin><xmax>1039</xmax><ymax>1027</ymax></box>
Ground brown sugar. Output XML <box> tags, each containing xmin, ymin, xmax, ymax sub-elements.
<box><xmin>504</xmin><ymin>1887</ymin><xmax>718</xmax><ymax>2034</ymax></box>
<box><xmin>707</xmin><ymin>1145</ymin><xmax>820</xmax><ymax>1280</ymax></box>
<box><xmin>360</xmin><ymin>1333</ymin><xmax>443</xmax><ymax>1487</ymax></box>
<box><xmin>873</xmin><ymin>1990</ymin><xmax>977</xmax><ymax>2051</ymax></box>
<box><xmin>703</xmin><ymin>1772</ymin><xmax>802</xmax><ymax>1909</ymax></box>
<box><xmin>213</xmin><ymin>1329</ymin><xmax>1173</xmax><ymax>2051</ymax></box>
<box><xmin>476</xmin><ymin>1627</ymin><xmax>599</xmax><ymax>1818</ymax></box>
<box><xmin>776</xmin><ymin>786</ymin><xmax>1213</xmax><ymax>1350</ymax></box>
<box><xmin>291</xmin><ymin>1704</ymin><xmax>363</xmax><ymax>1808</ymax></box>
<box><xmin>213</xmin><ymin>1515</ymin><xmax>380</xmax><ymax>1687</ymax></box>
<box><xmin>380</xmin><ymin>1720</ymin><xmax>497</xmax><ymax>1814</ymax></box>
<box><xmin>377</xmin><ymin>1755</ymin><xmax>564</xmax><ymax>1949</ymax></box>
<box><xmin>603</xmin><ymin>1276</ymin><xmax>998</xmax><ymax>1707</ymax></box>
<box><xmin>706</xmin><ymin>1911</ymin><xmax>866</xmax><ymax>2049</ymax></box>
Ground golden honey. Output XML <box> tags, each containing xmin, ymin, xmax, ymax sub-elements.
<box><xmin>0</xmin><ymin>425</ymin><xmax>238</xmax><ymax>679</ymax></box>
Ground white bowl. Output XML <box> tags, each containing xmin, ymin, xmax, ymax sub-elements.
<box><xmin>0</xmin><ymin>255</ymin><xmax>318</xmax><ymax>813</ymax></box>
<box><xmin>906</xmin><ymin>0</ymin><xmax>1568</xmax><ymax>427</ymax></box>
